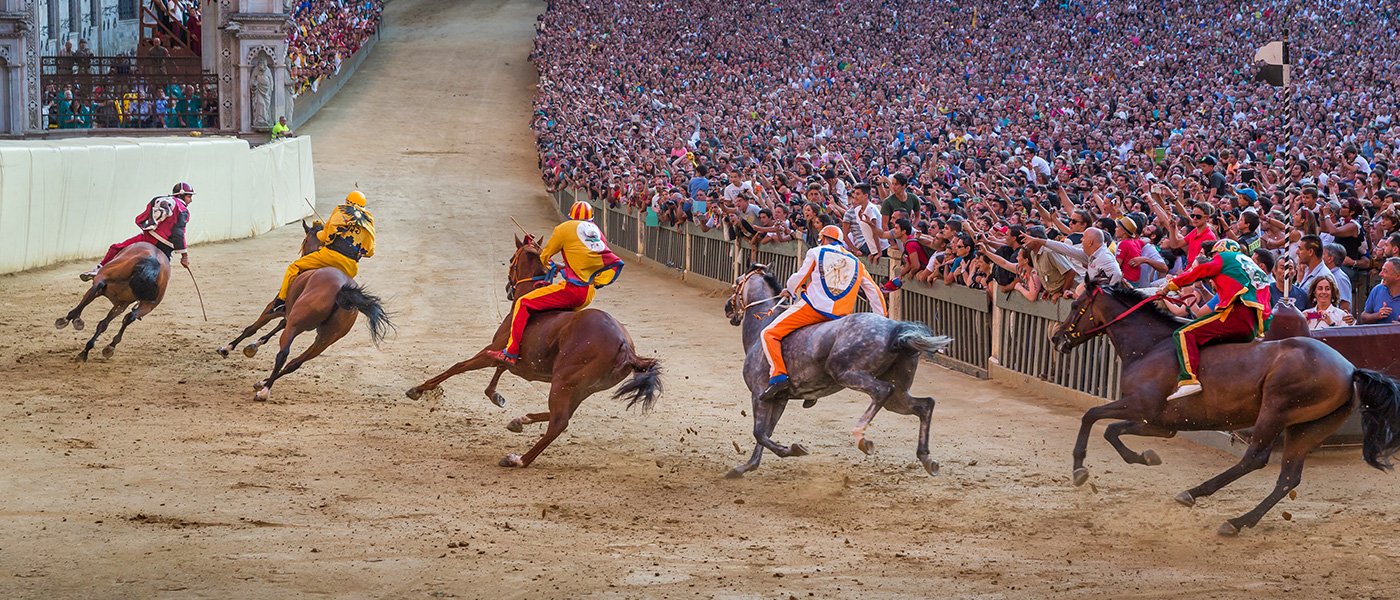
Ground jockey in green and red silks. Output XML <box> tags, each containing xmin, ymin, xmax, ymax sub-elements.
<box><xmin>1164</xmin><ymin>239</ymin><xmax>1273</xmax><ymax>401</ymax></box>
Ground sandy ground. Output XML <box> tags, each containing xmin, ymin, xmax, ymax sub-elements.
<box><xmin>4</xmin><ymin>0</ymin><xmax>1400</xmax><ymax>598</ymax></box>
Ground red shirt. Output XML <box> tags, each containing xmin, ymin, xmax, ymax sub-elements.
<box><xmin>903</xmin><ymin>238</ymin><xmax>930</xmax><ymax>270</ymax></box>
<box><xmin>1183</xmin><ymin>226</ymin><xmax>1217</xmax><ymax>265</ymax></box>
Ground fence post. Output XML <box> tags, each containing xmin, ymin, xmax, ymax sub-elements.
<box><xmin>683</xmin><ymin>227</ymin><xmax>693</xmax><ymax>275</ymax></box>
<box><xmin>886</xmin><ymin>257</ymin><xmax>902</xmax><ymax>320</ymax></box>
<box><xmin>990</xmin><ymin>281</ymin><xmax>1003</xmax><ymax>366</ymax></box>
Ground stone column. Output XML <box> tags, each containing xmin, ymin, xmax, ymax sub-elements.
<box><xmin>216</xmin><ymin>0</ymin><xmax>288</xmax><ymax>133</ymax></box>
<box><xmin>0</xmin><ymin>0</ymin><xmax>40</xmax><ymax>133</ymax></box>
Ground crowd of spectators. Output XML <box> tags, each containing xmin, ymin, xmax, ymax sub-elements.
<box><xmin>287</xmin><ymin>0</ymin><xmax>383</xmax><ymax>96</ymax></box>
<box><xmin>43</xmin><ymin>82</ymin><xmax>216</xmax><ymax>130</ymax></box>
<box><xmin>530</xmin><ymin>0</ymin><xmax>1400</xmax><ymax>329</ymax></box>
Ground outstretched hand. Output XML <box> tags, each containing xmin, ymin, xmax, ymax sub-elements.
<box><xmin>180</xmin><ymin>254</ymin><xmax>190</xmax><ymax>269</ymax></box>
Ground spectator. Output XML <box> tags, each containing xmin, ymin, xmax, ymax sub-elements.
<box><xmin>1362</xmin><ymin>258</ymin><xmax>1400</xmax><ymax>325</ymax></box>
<box><xmin>1322</xmin><ymin>243</ymin><xmax>1354</xmax><ymax>312</ymax></box>
<box><xmin>1304</xmin><ymin>276</ymin><xmax>1352</xmax><ymax>330</ymax></box>
<box><xmin>271</xmin><ymin>115</ymin><xmax>294</xmax><ymax>139</ymax></box>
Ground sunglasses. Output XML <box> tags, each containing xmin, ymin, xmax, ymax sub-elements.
<box><xmin>1191</xmin><ymin>214</ymin><xmax>1206</xmax><ymax>219</ymax></box>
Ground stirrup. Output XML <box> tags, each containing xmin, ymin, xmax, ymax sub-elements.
<box><xmin>759</xmin><ymin>377</ymin><xmax>793</xmax><ymax>403</ymax></box>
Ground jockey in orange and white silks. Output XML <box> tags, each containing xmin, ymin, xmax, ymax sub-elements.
<box><xmin>487</xmin><ymin>201</ymin><xmax>625</xmax><ymax>365</ymax></box>
<box><xmin>759</xmin><ymin>224</ymin><xmax>887</xmax><ymax>402</ymax></box>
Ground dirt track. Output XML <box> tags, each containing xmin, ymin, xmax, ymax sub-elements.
<box><xmin>4</xmin><ymin>0</ymin><xmax>1400</xmax><ymax>598</ymax></box>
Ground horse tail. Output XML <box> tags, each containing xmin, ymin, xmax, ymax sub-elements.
<box><xmin>891</xmin><ymin>321</ymin><xmax>954</xmax><ymax>359</ymax></box>
<box><xmin>335</xmin><ymin>284</ymin><xmax>395</xmax><ymax>346</ymax></box>
<box><xmin>1354</xmin><ymin>368</ymin><xmax>1400</xmax><ymax>471</ymax></box>
<box><xmin>129</xmin><ymin>256</ymin><xmax>163</xmax><ymax>302</ymax></box>
<box><xmin>612</xmin><ymin>347</ymin><xmax>663</xmax><ymax>412</ymax></box>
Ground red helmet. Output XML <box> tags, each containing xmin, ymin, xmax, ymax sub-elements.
<box><xmin>172</xmin><ymin>182</ymin><xmax>195</xmax><ymax>196</ymax></box>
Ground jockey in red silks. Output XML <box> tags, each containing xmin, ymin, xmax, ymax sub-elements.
<box><xmin>81</xmin><ymin>182</ymin><xmax>195</xmax><ymax>281</ymax></box>
<box><xmin>1163</xmin><ymin>238</ymin><xmax>1273</xmax><ymax>400</ymax></box>
<box><xmin>487</xmin><ymin>201</ymin><xmax>625</xmax><ymax>365</ymax></box>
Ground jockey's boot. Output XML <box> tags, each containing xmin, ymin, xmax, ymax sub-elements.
<box><xmin>485</xmin><ymin>349</ymin><xmax>519</xmax><ymax>366</ymax></box>
<box><xmin>270</xmin><ymin>298</ymin><xmax>286</xmax><ymax>313</ymax></box>
<box><xmin>79</xmin><ymin>265</ymin><xmax>100</xmax><ymax>282</ymax></box>
<box><xmin>1167</xmin><ymin>380</ymin><xmax>1202</xmax><ymax>401</ymax></box>
<box><xmin>759</xmin><ymin>374</ymin><xmax>793</xmax><ymax>403</ymax></box>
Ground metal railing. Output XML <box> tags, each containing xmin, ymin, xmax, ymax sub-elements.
<box><xmin>605</xmin><ymin>206</ymin><xmax>639</xmax><ymax>253</ymax></box>
<box><xmin>995</xmin><ymin>293</ymin><xmax>1122</xmax><ymax>400</ymax></box>
<box><xmin>687</xmin><ymin>226</ymin><xmax>738</xmax><ymax>285</ymax></box>
<box><xmin>41</xmin><ymin>56</ymin><xmax>218</xmax><ymax>130</ymax></box>
<box><xmin>644</xmin><ymin>224</ymin><xmax>687</xmax><ymax>271</ymax></box>
<box><xmin>901</xmin><ymin>281</ymin><xmax>991</xmax><ymax>376</ymax></box>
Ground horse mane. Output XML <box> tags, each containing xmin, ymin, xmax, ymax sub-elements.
<box><xmin>758</xmin><ymin>270</ymin><xmax>781</xmax><ymax>295</ymax></box>
<box><xmin>1101</xmin><ymin>284</ymin><xmax>1190</xmax><ymax>327</ymax></box>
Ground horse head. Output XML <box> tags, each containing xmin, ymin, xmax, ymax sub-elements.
<box><xmin>725</xmin><ymin>263</ymin><xmax>777</xmax><ymax>326</ymax></box>
<box><xmin>300</xmin><ymin>220</ymin><xmax>324</xmax><ymax>257</ymax></box>
<box><xmin>1051</xmin><ymin>282</ymin><xmax>1169</xmax><ymax>353</ymax></box>
<box><xmin>507</xmin><ymin>234</ymin><xmax>547</xmax><ymax>302</ymax></box>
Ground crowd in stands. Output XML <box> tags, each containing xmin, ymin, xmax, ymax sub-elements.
<box><xmin>287</xmin><ymin>0</ymin><xmax>383</xmax><ymax>96</ymax></box>
<box><xmin>530</xmin><ymin>0</ymin><xmax>1400</xmax><ymax>329</ymax></box>
<box><xmin>43</xmin><ymin>82</ymin><xmax>216</xmax><ymax>130</ymax></box>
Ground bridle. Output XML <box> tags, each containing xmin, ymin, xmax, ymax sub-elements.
<box><xmin>1061</xmin><ymin>287</ymin><xmax>1178</xmax><ymax>340</ymax></box>
<box><xmin>728</xmin><ymin>267</ymin><xmax>788</xmax><ymax>319</ymax></box>
<box><xmin>506</xmin><ymin>242</ymin><xmax>552</xmax><ymax>301</ymax></box>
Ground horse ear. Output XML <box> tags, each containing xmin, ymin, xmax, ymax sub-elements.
<box><xmin>750</xmin><ymin>262</ymin><xmax>768</xmax><ymax>272</ymax></box>
<box><xmin>302</xmin><ymin>219</ymin><xmax>313</xmax><ymax>234</ymax></box>
<box><xmin>515</xmin><ymin>235</ymin><xmax>524</xmax><ymax>249</ymax></box>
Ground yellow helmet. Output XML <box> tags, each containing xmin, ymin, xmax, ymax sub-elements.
<box><xmin>346</xmin><ymin>190</ymin><xmax>366</xmax><ymax>206</ymax></box>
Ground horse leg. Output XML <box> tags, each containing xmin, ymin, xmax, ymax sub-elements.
<box><xmin>506</xmin><ymin>411</ymin><xmax>551</xmax><ymax>433</ymax></box>
<box><xmin>76</xmin><ymin>302</ymin><xmax>126</xmax><ymax>362</ymax></box>
<box><xmin>726</xmin><ymin>392</ymin><xmax>790</xmax><ymax>478</ymax></box>
<box><xmin>58</xmin><ymin>282</ymin><xmax>105</xmax><ymax>331</ymax></box>
<box><xmin>405</xmin><ymin>349</ymin><xmax>497</xmax><ymax>400</ymax></box>
<box><xmin>1219</xmin><ymin>402</ymin><xmax>1353</xmax><ymax>536</ymax></box>
<box><xmin>101</xmin><ymin>302</ymin><xmax>150</xmax><ymax>358</ymax></box>
<box><xmin>833</xmin><ymin>371</ymin><xmax>895</xmax><ymax>455</ymax></box>
<box><xmin>244</xmin><ymin>320</ymin><xmax>287</xmax><ymax>357</ymax></box>
<box><xmin>484</xmin><ymin>367</ymin><xmax>508</xmax><ymax>408</ymax></box>
<box><xmin>1070</xmin><ymin>399</ymin><xmax>1139</xmax><ymax>486</ymax></box>
<box><xmin>253</xmin><ymin>325</ymin><xmax>302</xmax><ymax>402</ymax></box>
<box><xmin>500</xmin><ymin>383</ymin><xmax>584</xmax><ymax>468</ymax></box>
<box><xmin>217</xmin><ymin>306</ymin><xmax>279</xmax><ymax>357</ymax></box>
<box><xmin>1174</xmin><ymin>416</ymin><xmax>1285</xmax><ymax>508</ymax></box>
<box><xmin>752</xmin><ymin>395</ymin><xmax>805</xmax><ymax>458</ymax></box>
<box><xmin>1103</xmin><ymin>421</ymin><xmax>1177</xmax><ymax>466</ymax></box>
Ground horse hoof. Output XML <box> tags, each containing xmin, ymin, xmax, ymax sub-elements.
<box><xmin>101</xmin><ymin>346</ymin><xmax>114</xmax><ymax>359</ymax></box>
<box><xmin>499</xmin><ymin>454</ymin><xmax>525</xmax><ymax>468</ymax></box>
<box><xmin>802</xmin><ymin>398</ymin><xmax>817</xmax><ymax>408</ymax></box>
<box><xmin>405</xmin><ymin>387</ymin><xmax>423</xmax><ymax>401</ymax></box>
<box><xmin>74</xmin><ymin>352</ymin><xmax>89</xmax><ymax>363</ymax></box>
<box><xmin>1072</xmin><ymin>467</ymin><xmax>1090</xmax><ymax>487</ymax></box>
<box><xmin>253</xmin><ymin>380</ymin><xmax>267</xmax><ymax>391</ymax></box>
<box><xmin>55</xmin><ymin>318</ymin><xmax>70</xmax><ymax>330</ymax></box>
<box><xmin>921</xmin><ymin>458</ymin><xmax>940</xmax><ymax>476</ymax></box>
<box><xmin>72</xmin><ymin>318</ymin><xmax>85</xmax><ymax>331</ymax></box>
<box><xmin>1174</xmin><ymin>491</ymin><xmax>1196</xmax><ymax>508</ymax></box>
<box><xmin>724</xmin><ymin>467</ymin><xmax>747</xmax><ymax>479</ymax></box>
<box><xmin>1217</xmin><ymin>521</ymin><xmax>1240</xmax><ymax>537</ymax></box>
<box><xmin>787</xmin><ymin>443</ymin><xmax>809</xmax><ymax>457</ymax></box>
<box><xmin>490</xmin><ymin>392</ymin><xmax>507</xmax><ymax>408</ymax></box>
<box><xmin>243</xmin><ymin>344</ymin><xmax>259</xmax><ymax>358</ymax></box>
<box><xmin>216</xmin><ymin>345</ymin><xmax>230</xmax><ymax>358</ymax></box>
<box><xmin>253</xmin><ymin>388</ymin><xmax>271</xmax><ymax>402</ymax></box>
<box><xmin>1141</xmin><ymin>449</ymin><xmax>1162</xmax><ymax>466</ymax></box>
<box><xmin>857</xmin><ymin>438</ymin><xmax>875</xmax><ymax>455</ymax></box>
<box><xmin>506</xmin><ymin>419</ymin><xmax>524</xmax><ymax>434</ymax></box>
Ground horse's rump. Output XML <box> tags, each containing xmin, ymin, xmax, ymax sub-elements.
<box><xmin>128</xmin><ymin>256</ymin><xmax>164</xmax><ymax>302</ymax></box>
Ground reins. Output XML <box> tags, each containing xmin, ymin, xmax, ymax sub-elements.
<box><xmin>729</xmin><ymin>268</ymin><xmax>790</xmax><ymax>318</ymax></box>
<box><xmin>1067</xmin><ymin>288</ymin><xmax>1186</xmax><ymax>340</ymax></box>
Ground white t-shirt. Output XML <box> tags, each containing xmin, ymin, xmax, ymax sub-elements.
<box><xmin>1030</xmin><ymin>155</ymin><xmax>1052</xmax><ymax>178</ymax></box>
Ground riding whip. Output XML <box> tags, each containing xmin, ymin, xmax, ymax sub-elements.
<box><xmin>304</xmin><ymin>197</ymin><xmax>325</xmax><ymax>223</ymax></box>
<box><xmin>184</xmin><ymin>264</ymin><xmax>208</xmax><ymax>322</ymax></box>
<box><xmin>509</xmin><ymin>216</ymin><xmax>535</xmax><ymax>242</ymax></box>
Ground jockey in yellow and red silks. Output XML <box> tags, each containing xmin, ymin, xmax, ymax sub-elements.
<box><xmin>487</xmin><ymin>201</ymin><xmax>625</xmax><ymax>365</ymax></box>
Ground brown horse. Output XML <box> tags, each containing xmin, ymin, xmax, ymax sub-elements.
<box><xmin>405</xmin><ymin>235</ymin><xmax>662</xmax><ymax>468</ymax></box>
<box><xmin>221</xmin><ymin>221</ymin><xmax>392</xmax><ymax>401</ymax></box>
<box><xmin>1052</xmin><ymin>284</ymin><xmax>1400</xmax><ymax>535</ymax></box>
<box><xmin>56</xmin><ymin>242</ymin><xmax>170</xmax><ymax>361</ymax></box>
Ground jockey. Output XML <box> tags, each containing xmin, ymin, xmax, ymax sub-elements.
<box><xmin>759</xmin><ymin>225</ymin><xmax>887</xmax><ymax>402</ymax></box>
<box><xmin>487</xmin><ymin>201</ymin><xmax>624</xmax><ymax>365</ymax></box>
<box><xmin>81</xmin><ymin>182</ymin><xmax>194</xmax><ymax>281</ymax></box>
<box><xmin>272</xmin><ymin>190</ymin><xmax>376</xmax><ymax>310</ymax></box>
<box><xmin>1163</xmin><ymin>238</ymin><xmax>1273</xmax><ymax>400</ymax></box>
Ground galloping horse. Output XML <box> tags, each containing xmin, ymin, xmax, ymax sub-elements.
<box><xmin>56</xmin><ymin>242</ymin><xmax>170</xmax><ymax>361</ymax></box>
<box><xmin>723</xmin><ymin>265</ymin><xmax>953</xmax><ymax>478</ymax></box>
<box><xmin>1052</xmin><ymin>284</ymin><xmax>1400</xmax><ymax>535</ymax></box>
<box><xmin>405</xmin><ymin>235</ymin><xmax>662</xmax><ymax>468</ymax></box>
<box><xmin>218</xmin><ymin>221</ymin><xmax>392</xmax><ymax>401</ymax></box>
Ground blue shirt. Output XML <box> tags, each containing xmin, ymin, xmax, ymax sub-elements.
<box><xmin>1363</xmin><ymin>284</ymin><xmax>1400</xmax><ymax>324</ymax></box>
<box><xmin>686</xmin><ymin>176</ymin><xmax>709</xmax><ymax>199</ymax></box>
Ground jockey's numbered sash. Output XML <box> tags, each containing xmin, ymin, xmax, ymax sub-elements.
<box><xmin>818</xmin><ymin>247</ymin><xmax>859</xmax><ymax>299</ymax></box>
<box><xmin>577</xmin><ymin>221</ymin><xmax>607</xmax><ymax>252</ymax></box>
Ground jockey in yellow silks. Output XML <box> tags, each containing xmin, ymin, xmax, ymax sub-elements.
<box><xmin>487</xmin><ymin>201</ymin><xmax>624</xmax><ymax>365</ymax></box>
<box><xmin>760</xmin><ymin>225</ymin><xmax>887</xmax><ymax>401</ymax></box>
<box><xmin>272</xmin><ymin>190</ymin><xmax>375</xmax><ymax>310</ymax></box>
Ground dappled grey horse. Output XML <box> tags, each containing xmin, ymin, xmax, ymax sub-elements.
<box><xmin>723</xmin><ymin>265</ymin><xmax>953</xmax><ymax>478</ymax></box>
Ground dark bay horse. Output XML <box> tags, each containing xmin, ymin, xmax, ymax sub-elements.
<box><xmin>723</xmin><ymin>265</ymin><xmax>952</xmax><ymax>478</ymax></box>
<box><xmin>219</xmin><ymin>221</ymin><xmax>392</xmax><ymax>401</ymax></box>
<box><xmin>1052</xmin><ymin>284</ymin><xmax>1400</xmax><ymax>535</ymax></box>
<box><xmin>56</xmin><ymin>242</ymin><xmax>169</xmax><ymax>361</ymax></box>
<box><xmin>405</xmin><ymin>235</ymin><xmax>662</xmax><ymax>468</ymax></box>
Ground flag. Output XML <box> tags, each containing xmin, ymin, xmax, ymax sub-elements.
<box><xmin>971</xmin><ymin>7</ymin><xmax>977</xmax><ymax>29</ymax></box>
<box><xmin>1254</xmin><ymin>40</ymin><xmax>1290</xmax><ymax>86</ymax></box>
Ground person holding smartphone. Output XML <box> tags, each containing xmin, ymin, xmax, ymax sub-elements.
<box><xmin>1304</xmin><ymin>276</ymin><xmax>1352</xmax><ymax>330</ymax></box>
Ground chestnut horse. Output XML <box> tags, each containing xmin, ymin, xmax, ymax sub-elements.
<box><xmin>218</xmin><ymin>221</ymin><xmax>392</xmax><ymax>401</ymax></box>
<box><xmin>1052</xmin><ymin>284</ymin><xmax>1400</xmax><ymax>535</ymax></box>
<box><xmin>56</xmin><ymin>242</ymin><xmax>170</xmax><ymax>361</ymax></box>
<box><xmin>405</xmin><ymin>235</ymin><xmax>662</xmax><ymax>468</ymax></box>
